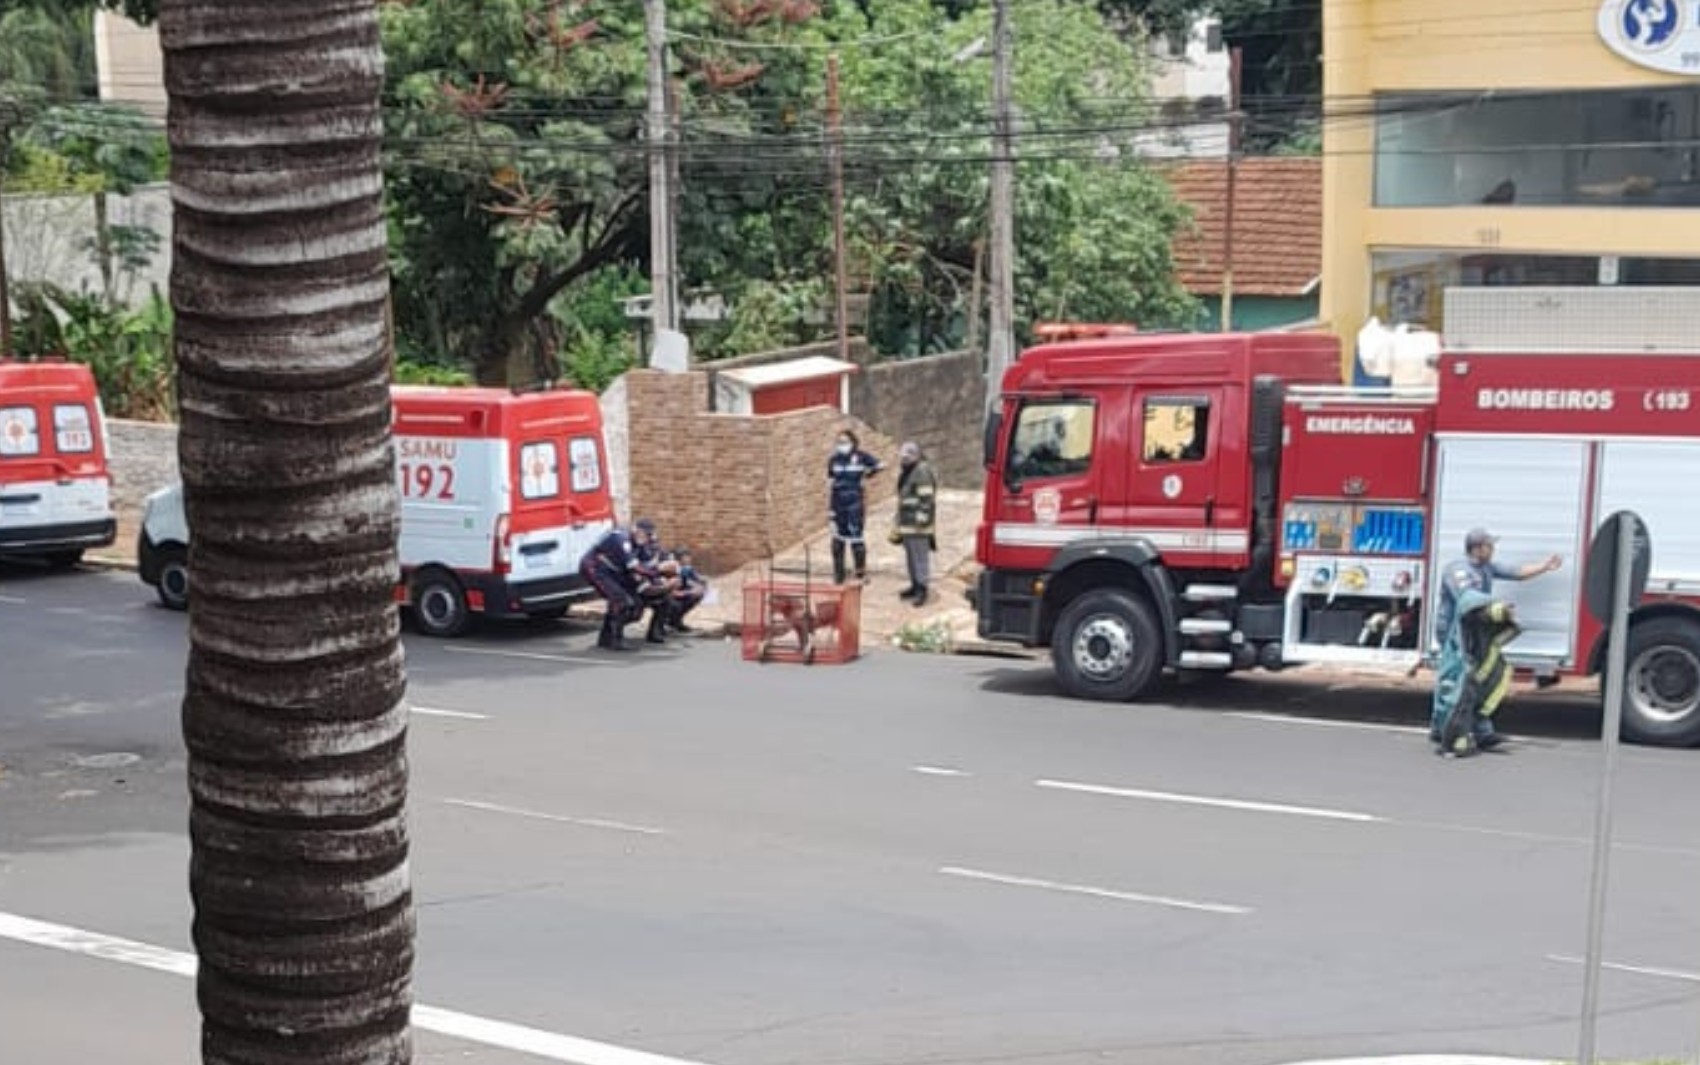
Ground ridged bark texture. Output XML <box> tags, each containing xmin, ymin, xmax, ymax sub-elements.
<box><xmin>160</xmin><ymin>2</ymin><xmax>412</xmax><ymax>1063</ymax></box>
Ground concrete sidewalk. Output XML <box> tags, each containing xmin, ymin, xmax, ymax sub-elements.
<box><xmin>688</xmin><ymin>488</ymin><xmax>1021</xmax><ymax>656</ymax></box>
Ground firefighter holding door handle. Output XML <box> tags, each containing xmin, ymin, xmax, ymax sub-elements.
<box><xmin>1430</xmin><ymin>526</ymin><xmax>1562</xmax><ymax>756</ymax></box>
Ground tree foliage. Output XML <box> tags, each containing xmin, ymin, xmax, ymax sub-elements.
<box><xmin>380</xmin><ymin>0</ymin><xmax>829</xmax><ymax>383</ymax></box>
<box><xmin>1089</xmin><ymin>0</ymin><xmax>1321</xmax><ymax>151</ymax></box>
<box><xmin>823</xmin><ymin>0</ymin><xmax>1196</xmax><ymax>353</ymax></box>
<box><xmin>380</xmin><ymin>0</ymin><xmax>1197</xmax><ymax>377</ymax></box>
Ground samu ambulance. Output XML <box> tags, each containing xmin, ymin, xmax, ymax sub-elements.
<box><xmin>140</xmin><ymin>384</ymin><xmax>616</xmax><ymax>636</ymax></box>
<box><xmin>0</xmin><ymin>360</ymin><xmax>117</xmax><ymax>567</ymax></box>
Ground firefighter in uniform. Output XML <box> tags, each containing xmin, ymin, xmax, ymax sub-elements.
<box><xmin>580</xmin><ymin>518</ymin><xmax>660</xmax><ymax>650</ymax></box>
<box><xmin>1429</xmin><ymin>527</ymin><xmax>1561</xmax><ymax>752</ymax></box>
<box><xmin>890</xmin><ymin>441</ymin><xmax>939</xmax><ymax>606</ymax></box>
<box><xmin>827</xmin><ymin>429</ymin><xmax>883</xmax><ymax>584</ymax></box>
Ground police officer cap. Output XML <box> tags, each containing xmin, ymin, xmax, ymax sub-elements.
<box><xmin>1465</xmin><ymin>527</ymin><xmax>1497</xmax><ymax>550</ymax></box>
<box><xmin>635</xmin><ymin>517</ymin><xmax>657</xmax><ymax>534</ymax></box>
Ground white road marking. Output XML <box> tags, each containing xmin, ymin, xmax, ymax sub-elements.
<box><xmin>912</xmin><ymin>765</ymin><xmax>970</xmax><ymax>777</ymax></box>
<box><xmin>1035</xmin><ymin>779</ymin><xmax>1384</xmax><ymax>824</ymax></box>
<box><xmin>442</xmin><ymin>798</ymin><xmax>665</xmax><ymax>837</ymax></box>
<box><xmin>0</xmin><ymin>910</ymin><xmax>719</xmax><ymax>1065</ymax></box>
<box><xmin>1546</xmin><ymin>953</ymin><xmax>1700</xmax><ymax>984</ymax></box>
<box><xmin>413</xmin><ymin>706</ymin><xmax>490</xmax><ymax>721</ymax></box>
<box><xmin>938</xmin><ymin>866</ymin><xmax>1251</xmax><ymax>916</ymax></box>
<box><xmin>0</xmin><ymin>594</ymin><xmax>25</xmax><ymax>604</ymax></box>
<box><xmin>441</xmin><ymin>646</ymin><xmax>616</xmax><ymax>666</ymax></box>
<box><xmin>1226</xmin><ymin>711</ymin><xmax>1430</xmax><ymax>736</ymax></box>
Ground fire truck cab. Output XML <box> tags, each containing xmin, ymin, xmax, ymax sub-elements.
<box><xmin>972</xmin><ymin>287</ymin><xmax>1700</xmax><ymax>748</ymax></box>
<box><xmin>0</xmin><ymin>360</ymin><xmax>116</xmax><ymax>566</ymax></box>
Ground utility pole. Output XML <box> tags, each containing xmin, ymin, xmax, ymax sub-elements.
<box><xmin>985</xmin><ymin>0</ymin><xmax>1015</xmax><ymax>413</ymax></box>
<box><xmin>827</xmin><ymin>54</ymin><xmax>850</xmax><ymax>364</ymax></box>
<box><xmin>644</xmin><ymin>0</ymin><xmax>676</xmax><ymax>340</ymax></box>
<box><xmin>667</xmin><ymin>75</ymin><xmax>683</xmax><ymax>330</ymax></box>
<box><xmin>1219</xmin><ymin>45</ymin><xmax>1243</xmax><ymax>333</ymax></box>
<box><xmin>0</xmin><ymin>167</ymin><xmax>12</xmax><ymax>359</ymax></box>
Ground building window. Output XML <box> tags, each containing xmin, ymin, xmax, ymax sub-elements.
<box><xmin>1373</xmin><ymin>86</ymin><xmax>1700</xmax><ymax>208</ymax></box>
<box><xmin>1205</xmin><ymin>19</ymin><xmax>1223</xmax><ymax>53</ymax></box>
<box><xmin>1008</xmin><ymin>400</ymin><xmax>1095</xmax><ymax>483</ymax></box>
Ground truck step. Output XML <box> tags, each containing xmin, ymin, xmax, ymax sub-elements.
<box><xmin>1179</xmin><ymin>650</ymin><xmax>1234</xmax><ymax>669</ymax></box>
<box><xmin>1183</xmin><ymin>584</ymin><xmax>1239</xmax><ymax>602</ymax></box>
<box><xmin>1179</xmin><ymin>618</ymin><xmax>1233</xmax><ymax>635</ymax></box>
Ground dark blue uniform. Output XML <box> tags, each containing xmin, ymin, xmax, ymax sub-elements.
<box><xmin>828</xmin><ymin>447</ymin><xmax>882</xmax><ymax>582</ymax></box>
<box><xmin>580</xmin><ymin>526</ymin><xmax>643</xmax><ymax>649</ymax></box>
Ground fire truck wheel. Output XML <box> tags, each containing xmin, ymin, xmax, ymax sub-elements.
<box><xmin>1621</xmin><ymin>616</ymin><xmax>1700</xmax><ymax>747</ymax></box>
<box><xmin>1051</xmin><ymin>588</ymin><xmax>1162</xmax><ymax>702</ymax></box>
<box><xmin>412</xmin><ymin>569</ymin><xmax>470</xmax><ymax>638</ymax></box>
<box><xmin>155</xmin><ymin>546</ymin><xmax>189</xmax><ymax>611</ymax></box>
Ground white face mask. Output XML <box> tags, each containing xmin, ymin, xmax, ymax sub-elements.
<box><xmin>836</xmin><ymin>442</ymin><xmax>852</xmax><ymax>455</ymax></box>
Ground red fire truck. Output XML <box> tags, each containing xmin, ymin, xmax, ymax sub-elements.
<box><xmin>971</xmin><ymin>287</ymin><xmax>1700</xmax><ymax>747</ymax></box>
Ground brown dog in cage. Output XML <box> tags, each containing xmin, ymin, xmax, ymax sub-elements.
<box><xmin>759</xmin><ymin>591</ymin><xmax>843</xmax><ymax>663</ymax></box>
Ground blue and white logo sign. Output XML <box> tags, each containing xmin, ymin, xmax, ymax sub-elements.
<box><xmin>1598</xmin><ymin>0</ymin><xmax>1700</xmax><ymax>73</ymax></box>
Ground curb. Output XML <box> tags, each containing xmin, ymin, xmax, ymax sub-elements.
<box><xmin>1270</xmin><ymin>1058</ymin><xmax>1552</xmax><ymax>1065</ymax></box>
<box><xmin>83</xmin><ymin>554</ymin><xmax>138</xmax><ymax>573</ymax></box>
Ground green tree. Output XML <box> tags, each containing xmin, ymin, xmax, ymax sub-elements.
<box><xmin>24</xmin><ymin>102</ymin><xmax>168</xmax><ymax>298</ymax></box>
<box><xmin>823</xmin><ymin>0</ymin><xmax>1196</xmax><ymax>353</ymax></box>
<box><xmin>158</xmin><ymin>2</ymin><xmax>414</xmax><ymax>1065</ymax></box>
<box><xmin>1087</xmin><ymin>0</ymin><xmax>1321</xmax><ymax>152</ymax></box>
<box><xmin>380</xmin><ymin>0</ymin><xmax>825</xmax><ymax>384</ymax></box>
<box><xmin>0</xmin><ymin>4</ymin><xmax>97</xmax><ymax>100</ymax></box>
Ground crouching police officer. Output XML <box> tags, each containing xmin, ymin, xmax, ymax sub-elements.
<box><xmin>661</xmin><ymin>546</ymin><xmax>707</xmax><ymax>633</ymax></box>
<box><xmin>579</xmin><ymin>517</ymin><xmax>660</xmax><ymax>651</ymax></box>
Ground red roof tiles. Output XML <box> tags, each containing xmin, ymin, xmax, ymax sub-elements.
<box><xmin>1161</xmin><ymin>156</ymin><xmax>1322</xmax><ymax>298</ymax></box>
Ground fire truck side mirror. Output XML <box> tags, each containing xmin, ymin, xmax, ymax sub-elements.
<box><xmin>983</xmin><ymin>409</ymin><xmax>1003</xmax><ymax>471</ymax></box>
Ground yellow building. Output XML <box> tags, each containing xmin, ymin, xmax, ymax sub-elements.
<box><xmin>1321</xmin><ymin>0</ymin><xmax>1700</xmax><ymax>375</ymax></box>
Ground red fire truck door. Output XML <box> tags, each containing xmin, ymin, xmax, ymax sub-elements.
<box><xmin>1124</xmin><ymin>388</ymin><xmax>1236</xmax><ymax>554</ymax></box>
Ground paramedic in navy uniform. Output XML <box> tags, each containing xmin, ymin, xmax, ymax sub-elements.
<box><xmin>579</xmin><ymin>518</ymin><xmax>659</xmax><ymax>650</ymax></box>
<box><xmin>827</xmin><ymin>429</ymin><xmax>883</xmax><ymax>584</ymax></box>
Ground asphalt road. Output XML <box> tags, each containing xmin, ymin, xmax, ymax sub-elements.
<box><xmin>4</xmin><ymin>563</ymin><xmax>1700</xmax><ymax>1065</ymax></box>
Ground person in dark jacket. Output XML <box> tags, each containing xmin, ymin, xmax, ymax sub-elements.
<box><xmin>579</xmin><ymin>517</ymin><xmax>659</xmax><ymax>650</ymax></box>
<box><xmin>891</xmin><ymin>440</ymin><xmax>938</xmax><ymax>606</ymax></box>
<box><xmin>659</xmin><ymin>547</ymin><xmax>707</xmax><ymax>629</ymax></box>
<box><xmin>827</xmin><ymin>429</ymin><xmax>882</xmax><ymax>584</ymax></box>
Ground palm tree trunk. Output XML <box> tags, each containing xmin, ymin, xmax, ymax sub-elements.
<box><xmin>159</xmin><ymin>2</ymin><xmax>413</xmax><ymax>1063</ymax></box>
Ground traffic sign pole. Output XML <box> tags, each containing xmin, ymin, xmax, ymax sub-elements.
<box><xmin>1578</xmin><ymin>512</ymin><xmax>1637</xmax><ymax>1065</ymax></box>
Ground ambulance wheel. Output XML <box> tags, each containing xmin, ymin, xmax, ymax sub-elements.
<box><xmin>1621</xmin><ymin>616</ymin><xmax>1700</xmax><ymax>747</ymax></box>
<box><xmin>1052</xmin><ymin>588</ymin><xmax>1161</xmax><ymax>702</ymax></box>
<box><xmin>155</xmin><ymin>547</ymin><xmax>189</xmax><ymax>611</ymax></box>
<box><xmin>412</xmin><ymin>570</ymin><xmax>470</xmax><ymax>638</ymax></box>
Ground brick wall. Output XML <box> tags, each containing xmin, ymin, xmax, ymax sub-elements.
<box><xmin>695</xmin><ymin>341</ymin><xmax>985</xmax><ymax>489</ymax></box>
<box><xmin>849</xmin><ymin>350</ymin><xmax>984</xmax><ymax>488</ymax></box>
<box><xmin>622</xmin><ymin>369</ymin><xmax>896</xmax><ymax>573</ymax></box>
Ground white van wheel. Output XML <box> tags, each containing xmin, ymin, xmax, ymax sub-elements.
<box><xmin>413</xmin><ymin>571</ymin><xmax>470</xmax><ymax>638</ymax></box>
<box><xmin>156</xmin><ymin>547</ymin><xmax>189</xmax><ymax>611</ymax></box>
